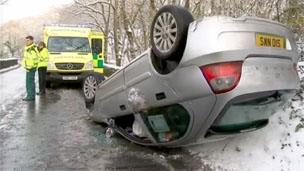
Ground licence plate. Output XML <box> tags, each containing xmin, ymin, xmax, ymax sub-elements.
<box><xmin>256</xmin><ymin>33</ymin><xmax>285</xmax><ymax>49</ymax></box>
<box><xmin>62</xmin><ymin>76</ymin><xmax>78</xmax><ymax>80</ymax></box>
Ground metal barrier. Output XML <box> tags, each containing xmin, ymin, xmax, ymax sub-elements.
<box><xmin>0</xmin><ymin>58</ymin><xmax>18</xmax><ymax>69</ymax></box>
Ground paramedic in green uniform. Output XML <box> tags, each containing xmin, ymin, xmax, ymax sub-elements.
<box><xmin>22</xmin><ymin>36</ymin><xmax>38</xmax><ymax>101</ymax></box>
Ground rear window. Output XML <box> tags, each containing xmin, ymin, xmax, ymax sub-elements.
<box><xmin>141</xmin><ymin>104</ymin><xmax>190</xmax><ymax>143</ymax></box>
<box><xmin>209</xmin><ymin>91</ymin><xmax>292</xmax><ymax>134</ymax></box>
<box><xmin>48</xmin><ymin>37</ymin><xmax>90</xmax><ymax>53</ymax></box>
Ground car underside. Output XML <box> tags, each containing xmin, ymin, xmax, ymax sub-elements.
<box><xmin>87</xmin><ymin>5</ymin><xmax>300</xmax><ymax>147</ymax></box>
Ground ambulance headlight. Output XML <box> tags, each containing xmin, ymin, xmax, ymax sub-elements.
<box><xmin>85</xmin><ymin>60</ymin><xmax>93</xmax><ymax>70</ymax></box>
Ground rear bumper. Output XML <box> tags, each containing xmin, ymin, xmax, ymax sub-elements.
<box><xmin>209</xmin><ymin>90</ymin><xmax>294</xmax><ymax>133</ymax></box>
<box><xmin>184</xmin><ymin>57</ymin><xmax>300</xmax><ymax>145</ymax></box>
<box><xmin>46</xmin><ymin>71</ymin><xmax>94</xmax><ymax>82</ymax></box>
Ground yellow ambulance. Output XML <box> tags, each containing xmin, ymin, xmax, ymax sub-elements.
<box><xmin>44</xmin><ymin>25</ymin><xmax>105</xmax><ymax>102</ymax></box>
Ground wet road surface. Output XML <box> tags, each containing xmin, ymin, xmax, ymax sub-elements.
<box><xmin>0</xmin><ymin>69</ymin><xmax>210</xmax><ymax>170</ymax></box>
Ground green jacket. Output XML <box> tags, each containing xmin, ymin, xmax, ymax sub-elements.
<box><xmin>38</xmin><ymin>48</ymin><xmax>49</xmax><ymax>68</ymax></box>
<box><xmin>22</xmin><ymin>44</ymin><xmax>39</xmax><ymax>69</ymax></box>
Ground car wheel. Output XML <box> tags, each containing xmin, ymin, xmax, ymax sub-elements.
<box><xmin>83</xmin><ymin>75</ymin><xmax>98</xmax><ymax>104</ymax></box>
<box><xmin>150</xmin><ymin>5</ymin><xmax>194</xmax><ymax>61</ymax></box>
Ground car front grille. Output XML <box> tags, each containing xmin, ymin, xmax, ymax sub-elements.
<box><xmin>55</xmin><ymin>63</ymin><xmax>84</xmax><ymax>70</ymax></box>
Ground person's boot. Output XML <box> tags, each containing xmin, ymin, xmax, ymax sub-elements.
<box><xmin>36</xmin><ymin>92</ymin><xmax>45</xmax><ymax>95</ymax></box>
<box><xmin>22</xmin><ymin>97</ymin><xmax>35</xmax><ymax>101</ymax></box>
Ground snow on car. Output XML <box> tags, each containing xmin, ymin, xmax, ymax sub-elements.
<box><xmin>87</xmin><ymin>5</ymin><xmax>300</xmax><ymax>147</ymax></box>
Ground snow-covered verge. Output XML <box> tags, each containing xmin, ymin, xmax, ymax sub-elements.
<box><xmin>0</xmin><ymin>68</ymin><xmax>25</xmax><ymax>105</ymax></box>
<box><xmin>0</xmin><ymin>58</ymin><xmax>19</xmax><ymax>62</ymax></box>
<box><xmin>187</xmin><ymin>76</ymin><xmax>304</xmax><ymax>171</ymax></box>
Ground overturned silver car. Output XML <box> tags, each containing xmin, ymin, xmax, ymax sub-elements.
<box><xmin>87</xmin><ymin>5</ymin><xmax>300</xmax><ymax>147</ymax></box>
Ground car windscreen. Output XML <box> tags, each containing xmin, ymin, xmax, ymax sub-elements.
<box><xmin>47</xmin><ymin>37</ymin><xmax>90</xmax><ymax>53</ymax></box>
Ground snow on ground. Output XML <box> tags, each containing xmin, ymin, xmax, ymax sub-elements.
<box><xmin>0</xmin><ymin>67</ymin><xmax>25</xmax><ymax>105</ymax></box>
<box><xmin>187</xmin><ymin>75</ymin><xmax>304</xmax><ymax>171</ymax></box>
<box><xmin>0</xmin><ymin>58</ymin><xmax>19</xmax><ymax>62</ymax></box>
<box><xmin>1</xmin><ymin>63</ymin><xmax>304</xmax><ymax>170</ymax></box>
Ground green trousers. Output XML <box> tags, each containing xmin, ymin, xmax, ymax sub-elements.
<box><xmin>26</xmin><ymin>68</ymin><xmax>36</xmax><ymax>99</ymax></box>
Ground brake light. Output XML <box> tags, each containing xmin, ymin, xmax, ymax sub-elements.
<box><xmin>200</xmin><ymin>62</ymin><xmax>243</xmax><ymax>94</ymax></box>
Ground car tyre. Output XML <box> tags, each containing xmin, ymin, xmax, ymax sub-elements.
<box><xmin>150</xmin><ymin>5</ymin><xmax>194</xmax><ymax>61</ymax></box>
<box><xmin>83</xmin><ymin>74</ymin><xmax>98</xmax><ymax>106</ymax></box>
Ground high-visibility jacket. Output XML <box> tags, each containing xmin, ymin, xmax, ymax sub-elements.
<box><xmin>37</xmin><ymin>48</ymin><xmax>49</xmax><ymax>68</ymax></box>
<box><xmin>22</xmin><ymin>44</ymin><xmax>39</xmax><ymax>69</ymax></box>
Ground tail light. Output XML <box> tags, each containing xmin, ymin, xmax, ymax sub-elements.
<box><xmin>200</xmin><ymin>61</ymin><xmax>243</xmax><ymax>94</ymax></box>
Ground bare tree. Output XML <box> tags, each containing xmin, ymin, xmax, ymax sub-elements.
<box><xmin>0</xmin><ymin>0</ymin><xmax>8</xmax><ymax>5</ymax></box>
<box><xmin>71</xmin><ymin>0</ymin><xmax>303</xmax><ymax>66</ymax></box>
<box><xmin>3</xmin><ymin>40</ymin><xmax>18</xmax><ymax>57</ymax></box>
<box><xmin>74</xmin><ymin>0</ymin><xmax>115</xmax><ymax>63</ymax></box>
<box><xmin>112</xmin><ymin>0</ymin><xmax>121</xmax><ymax>66</ymax></box>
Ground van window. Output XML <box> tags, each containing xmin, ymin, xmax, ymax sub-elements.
<box><xmin>91</xmin><ymin>39</ymin><xmax>103</xmax><ymax>54</ymax></box>
<box><xmin>48</xmin><ymin>37</ymin><xmax>90</xmax><ymax>53</ymax></box>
